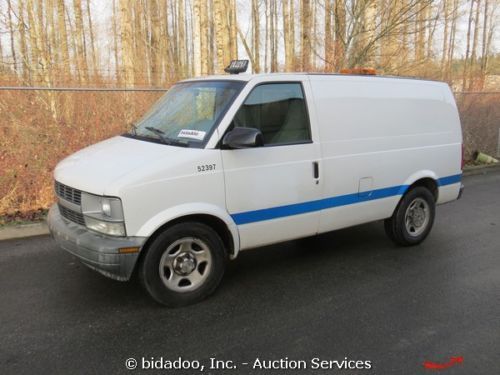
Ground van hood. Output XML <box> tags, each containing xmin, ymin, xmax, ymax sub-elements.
<box><xmin>54</xmin><ymin>136</ymin><xmax>199</xmax><ymax>195</ymax></box>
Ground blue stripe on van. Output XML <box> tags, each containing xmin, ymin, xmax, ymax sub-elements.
<box><xmin>437</xmin><ymin>174</ymin><xmax>462</xmax><ymax>186</ymax></box>
<box><xmin>230</xmin><ymin>173</ymin><xmax>462</xmax><ymax>225</ymax></box>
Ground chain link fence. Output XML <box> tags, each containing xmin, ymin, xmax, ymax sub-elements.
<box><xmin>455</xmin><ymin>92</ymin><xmax>500</xmax><ymax>160</ymax></box>
<box><xmin>0</xmin><ymin>87</ymin><xmax>499</xmax><ymax>217</ymax></box>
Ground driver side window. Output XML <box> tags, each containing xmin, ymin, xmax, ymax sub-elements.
<box><xmin>232</xmin><ymin>83</ymin><xmax>311</xmax><ymax>145</ymax></box>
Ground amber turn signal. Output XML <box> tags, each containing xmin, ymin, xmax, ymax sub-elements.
<box><xmin>118</xmin><ymin>246</ymin><xmax>140</xmax><ymax>254</ymax></box>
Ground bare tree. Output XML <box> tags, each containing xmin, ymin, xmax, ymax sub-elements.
<box><xmin>324</xmin><ymin>0</ymin><xmax>334</xmax><ymax>72</ymax></box>
<box><xmin>119</xmin><ymin>0</ymin><xmax>134</xmax><ymax>87</ymax></box>
<box><xmin>252</xmin><ymin>0</ymin><xmax>261</xmax><ymax>72</ymax></box>
<box><xmin>270</xmin><ymin>0</ymin><xmax>278</xmax><ymax>71</ymax></box>
<box><xmin>301</xmin><ymin>0</ymin><xmax>312</xmax><ymax>71</ymax></box>
<box><xmin>85</xmin><ymin>0</ymin><xmax>98</xmax><ymax>80</ymax></box>
<box><xmin>441</xmin><ymin>0</ymin><xmax>450</xmax><ymax>77</ymax></box>
<box><xmin>73</xmin><ymin>0</ymin><xmax>89</xmax><ymax>84</ymax></box>
<box><xmin>214</xmin><ymin>0</ymin><xmax>231</xmax><ymax>73</ymax></box>
<box><xmin>334</xmin><ymin>0</ymin><xmax>346</xmax><ymax>70</ymax></box>
<box><xmin>6</xmin><ymin>0</ymin><xmax>18</xmax><ymax>73</ymax></box>
<box><xmin>469</xmin><ymin>0</ymin><xmax>482</xmax><ymax>89</ymax></box>
<box><xmin>283</xmin><ymin>0</ymin><xmax>295</xmax><ymax>72</ymax></box>
<box><xmin>229</xmin><ymin>0</ymin><xmax>238</xmax><ymax>59</ymax></box>
<box><xmin>200</xmin><ymin>0</ymin><xmax>209</xmax><ymax>75</ymax></box>
<box><xmin>193</xmin><ymin>0</ymin><xmax>202</xmax><ymax>76</ymax></box>
<box><xmin>18</xmin><ymin>0</ymin><xmax>31</xmax><ymax>82</ymax></box>
<box><xmin>463</xmin><ymin>0</ymin><xmax>476</xmax><ymax>90</ymax></box>
<box><xmin>55</xmin><ymin>0</ymin><xmax>70</xmax><ymax>79</ymax></box>
<box><xmin>479</xmin><ymin>0</ymin><xmax>490</xmax><ymax>87</ymax></box>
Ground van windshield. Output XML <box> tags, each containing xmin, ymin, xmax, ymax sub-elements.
<box><xmin>128</xmin><ymin>80</ymin><xmax>244</xmax><ymax>148</ymax></box>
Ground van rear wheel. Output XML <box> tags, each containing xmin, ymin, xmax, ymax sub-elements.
<box><xmin>384</xmin><ymin>186</ymin><xmax>436</xmax><ymax>246</ymax></box>
<box><xmin>139</xmin><ymin>222</ymin><xmax>227</xmax><ymax>307</ymax></box>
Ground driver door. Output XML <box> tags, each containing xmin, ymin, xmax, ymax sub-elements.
<box><xmin>221</xmin><ymin>81</ymin><xmax>322</xmax><ymax>250</ymax></box>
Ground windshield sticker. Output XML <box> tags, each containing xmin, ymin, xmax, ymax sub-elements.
<box><xmin>178</xmin><ymin>129</ymin><xmax>206</xmax><ymax>141</ymax></box>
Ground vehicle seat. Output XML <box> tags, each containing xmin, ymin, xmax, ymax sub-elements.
<box><xmin>269</xmin><ymin>98</ymin><xmax>309</xmax><ymax>144</ymax></box>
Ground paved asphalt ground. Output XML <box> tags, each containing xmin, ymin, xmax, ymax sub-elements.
<box><xmin>1</xmin><ymin>171</ymin><xmax>499</xmax><ymax>375</ymax></box>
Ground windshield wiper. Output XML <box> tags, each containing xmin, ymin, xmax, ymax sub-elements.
<box><xmin>144</xmin><ymin>126</ymin><xmax>189</xmax><ymax>147</ymax></box>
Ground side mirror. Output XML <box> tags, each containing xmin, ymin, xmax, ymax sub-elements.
<box><xmin>222</xmin><ymin>127</ymin><xmax>264</xmax><ymax>149</ymax></box>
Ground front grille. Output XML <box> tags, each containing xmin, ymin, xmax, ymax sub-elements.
<box><xmin>58</xmin><ymin>204</ymin><xmax>86</xmax><ymax>226</ymax></box>
<box><xmin>55</xmin><ymin>181</ymin><xmax>82</xmax><ymax>205</ymax></box>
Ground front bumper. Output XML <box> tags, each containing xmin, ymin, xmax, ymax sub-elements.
<box><xmin>47</xmin><ymin>204</ymin><xmax>146</xmax><ymax>281</ymax></box>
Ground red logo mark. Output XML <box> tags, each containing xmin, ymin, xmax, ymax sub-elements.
<box><xmin>423</xmin><ymin>356</ymin><xmax>463</xmax><ymax>370</ymax></box>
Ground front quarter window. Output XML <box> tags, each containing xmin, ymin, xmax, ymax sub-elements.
<box><xmin>129</xmin><ymin>80</ymin><xmax>244</xmax><ymax>147</ymax></box>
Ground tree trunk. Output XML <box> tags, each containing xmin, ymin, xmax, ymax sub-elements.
<box><xmin>149</xmin><ymin>0</ymin><xmax>162</xmax><ymax>84</ymax></box>
<box><xmin>112</xmin><ymin>0</ymin><xmax>120</xmax><ymax>83</ymax></box>
<box><xmin>415</xmin><ymin>1</ymin><xmax>426</xmax><ymax>62</ymax></box>
<box><xmin>441</xmin><ymin>0</ymin><xmax>449</xmax><ymax>78</ymax></box>
<box><xmin>229</xmin><ymin>0</ymin><xmax>238</xmax><ymax>59</ymax></box>
<box><xmin>56</xmin><ymin>0</ymin><xmax>70</xmax><ymax>82</ymax></box>
<box><xmin>264</xmin><ymin>1</ymin><xmax>269</xmax><ymax>71</ymax></box>
<box><xmin>26</xmin><ymin>0</ymin><xmax>41</xmax><ymax>82</ymax></box>
<box><xmin>446</xmin><ymin>0</ymin><xmax>459</xmax><ymax>81</ymax></box>
<box><xmin>73</xmin><ymin>0</ymin><xmax>89</xmax><ymax>84</ymax></box>
<box><xmin>214</xmin><ymin>0</ymin><xmax>230</xmax><ymax>73</ymax></box>
<box><xmin>159</xmin><ymin>0</ymin><xmax>170</xmax><ymax>81</ymax></box>
<box><xmin>324</xmin><ymin>0</ymin><xmax>333</xmax><ymax>72</ymax></box>
<box><xmin>468</xmin><ymin>0</ymin><xmax>482</xmax><ymax>90</ymax></box>
<box><xmin>45</xmin><ymin>0</ymin><xmax>57</xmax><ymax>71</ymax></box>
<box><xmin>334</xmin><ymin>0</ymin><xmax>345</xmax><ymax>70</ymax></box>
<box><xmin>301</xmin><ymin>0</ymin><xmax>311</xmax><ymax>71</ymax></box>
<box><xmin>312</xmin><ymin>0</ymin><xmax>317</xmax><ymax>69</ymax></box>
<box><xmin>200</xmin><ymin>0</ymin><xmax>209</xmax><ymax>75</ymax></box>
<box><xmin>462</xmin><ymin>0</ymin><xmax>475</xmax><ymax>91</ymax></box>
<box><xmin>6</xmin><ymin>0</ymin><xmax>18</xmax><ymax>74</ymax></box>
<box><xmin>193</xmin><ymin>0</ymin><xmax>202</xmax><ymax>76</ymax></box>
<box><xmin>86</xmin><ymin>0</ymin><xmax>98</xmax><ymax>80</ymax></box>
<box><xmin>270</xmin><ymin>0</ymin><xmax>278</xmax><ymax>71</ymax></box>
<box><xmin>427</xmin><ymin>3</ymin><xmax>438</xmax><ymax>60</ymax></box>
<box><xmin>479</xmin><ymin>0</ymin><xmax>489</xmax><ymax>88</ymax></box>
<box><xmin>283</xmin><ymin>0</ymin><xmax>293</xmax><ymax>72</ymax></box>
<box><xmin>18</xmin><ymin>0</ymin><xmax>30</xmax><ymax>83</ymax></box>
<box><xmin>252</xmin><ymin>0</ymin><xmax>260</xmax><ymax>73</ymax></box>
<box><xmin>363</xmin><ymin>0</ymin><xmax>377</xmax><ymax>67</ymax></box>
<box><xmin>28</xmin><ymin>0</ymin><xmax>58</xmax><ymax>118</ymax></box>
<box><xmin>290</xmin><ymin>0</ymin><xmax>295</xmax><ymax>69</ymax></box>
<box><xmin>178</xmin><ymin>0</ymin><xmax>187</xmax><ymax>77</ymax></box>
<box><xmin>208</xmin><ymin>0</ymin><xmax>215</xmax><ymax>74</ymax></box>
<box><xmin>120</xmin><ymin>0</ymin><xmax>134</xmax><ymax>87</ymax></box>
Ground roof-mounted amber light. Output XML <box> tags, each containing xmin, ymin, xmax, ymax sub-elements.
<box><xmin>339</xmin><ymin>67</ymin><xmax>377</xmax><ymax>75</ymax></box>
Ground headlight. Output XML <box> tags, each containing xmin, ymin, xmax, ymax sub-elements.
<box><xmin>84</xmin><ymin>216</ymin><xmax>126</xmax><ymax>237</ymax></box>
<box><xmin>101</xmin><ymin>200</ymin><xmax>112</xmax><ymax>217</ymax></box>
<box><xmin>81</xmin><ymin>193</ymin><xmax>126</xmax><ymax>236</ymax></box>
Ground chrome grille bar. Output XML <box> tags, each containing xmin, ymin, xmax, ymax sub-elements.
<box><xmin>55</xmin><ymin>181</ymin><xmax>82</xmax><ymax>205</ymax></box>
<box><xmin>58</xmin><ymin>204</ymin><xmax>86</xmax><ymax>226</ymax></box>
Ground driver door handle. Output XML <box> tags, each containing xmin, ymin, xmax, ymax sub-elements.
<box><xmin>313</xmin><ymin>161</ymin><xmax>319</xmax><ymax>179</ymax></box>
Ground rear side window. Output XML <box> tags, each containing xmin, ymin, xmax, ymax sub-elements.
<box><xmin>232</xmin><ymin>83</ymin><xmax>311</xmax><ymax>145</ymax></box>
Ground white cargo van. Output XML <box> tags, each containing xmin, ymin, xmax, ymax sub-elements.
<box><xmin>48</xmin><ymin>65</ymin><xmax>463</xmax><ymax>306</ymax></box>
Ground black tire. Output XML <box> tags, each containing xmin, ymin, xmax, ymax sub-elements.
<box><xmin>139</xmin><ymin>222</ymin><xmax>227</xmax><ymax>307</ymax></box>
<box><xmin>384</xmin><ymin>186</ymin><xmax>436</xmax><ymax>246</ymax></box>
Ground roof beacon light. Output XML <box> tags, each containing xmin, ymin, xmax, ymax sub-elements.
<box><xmin>224</xmin><ymin>60</ymin><xmax>249</xmax><ymax>75</ymax></box>
<box><xmin>340</xmin><ymin>67</ymin><xmax>377</xmax><ymax>76</ymax></box>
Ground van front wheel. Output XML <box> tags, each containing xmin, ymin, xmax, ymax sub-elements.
<box><xmin>139</xmin><ymin>222</ymin><xmax>227</xmax><ymax>307</ymax></box>
<box><xmin>384</xmin><ymin>186</ymin><xmax>436</xmax><ymax>246</ymax></box>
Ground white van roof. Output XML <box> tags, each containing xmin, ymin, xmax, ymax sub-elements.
<box><xmin>182</xmin><ymin>72</ymin><xmax>442</xmax><ymax>84</ymax></box>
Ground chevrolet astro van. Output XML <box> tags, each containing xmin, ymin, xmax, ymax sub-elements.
<box><xmin>48</xmin><ymin>65</ymin><xmax>464</xmax><ymax>306</ymax></box>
